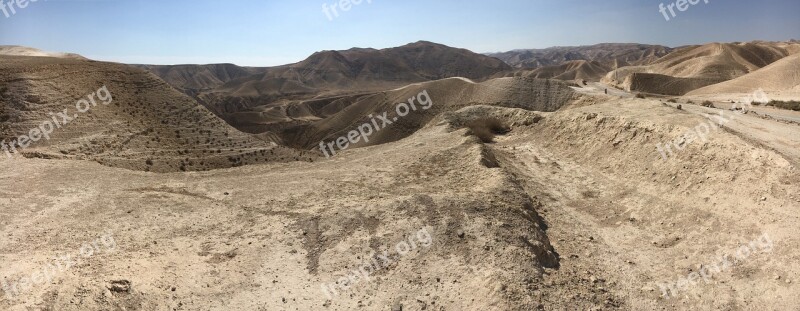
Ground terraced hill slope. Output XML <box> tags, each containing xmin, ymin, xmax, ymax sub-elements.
<box><xmin>0</xmin><ymin>56</ymin><xmax>314</xmax><ymax>172</ymax></box>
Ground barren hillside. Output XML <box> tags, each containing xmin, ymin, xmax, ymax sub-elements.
<box><xmin>603</xmin><ymin>42</ymin><xmax>799</xmax><ymax>95</ymax></box>
<box><xmin>133</xmin><ymin>64</ymin><xmax>268</xmax><ymax>97</ymax></box>
<box><xmin>1</xmin><ymin>80</ymin><xmax>799</xmax><ymax>310</ymax></box>
<box><xmin>0</xmin><ymin>56</ymin><xmax>314</xmax><ymax>173</ymax></box>
<box><xmin>193</xmin><ymin>41</ymin><xmax>512</xmax><ymax>133</ymax></box>
<box><xmin>0</xmin><ymin>46</ymin><xmax>86</xmax><ymax>60</ymax></box>
<box><xmin>688</xmin><ymin>53</ymin><xmax>800</xmax><ymax>95</ymax></box>
<box><xmin>212</xmin><ymin>41</ymin><xmax>510</xmax><ymax>98</ymax></box>
<box><xmin>1</xmin><ymin>41</ymin><xmax>800</xmax><ymax>311</ymax></box>
<box><xmin>279</xmin><ymin>77</ymin><xmax>579</xmax><ymax>149</ymax></box>
<box><xmin>487</xmin><ymin>43</ymin><xmax>672</xmax><ymax>69</ymax></box>
<box><xmin>511</xmin><ymin>60</ymin><xmax>612</xmax><ymax>82</ymax></box>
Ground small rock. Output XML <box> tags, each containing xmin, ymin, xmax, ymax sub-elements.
<box><xmin>761</xmin><ymin>197</ymin><xmax>767</xmax><ymax>201</ymax></box>
<box><xmin>108</xmin><ymin>280</ymin><xmax>132</xmax><ymax>293</ymax></box>
<box><xmin>456</xmin><ymin>230</ymin><xmax>465</xmax><ymax>239</ymax></box>
<box><xmin>392</xmin><ymin>303</ymin><xmax>403</xmax><ymax>311</ymax></box>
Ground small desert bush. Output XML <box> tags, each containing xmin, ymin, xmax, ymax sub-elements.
<box><xmin>766</xmin><ymin>100</ymin><xmax>800</xmax><ymax>111</ymax></box>
<box><xmin>700</xmin><ymin>101</ymin><xmax>715</xmax><ymax>108</ymax></box>
<box><xmin>464</xmin><ymin>118</ymin><xmax>511</xmax><ymax>143</ymax></box>
<box><xmin>635</xmin><ymin>94</ymin><xmax>646</xmax><ymax>99</ymax></box>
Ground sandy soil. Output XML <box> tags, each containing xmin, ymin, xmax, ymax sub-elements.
<box><xmin>2</xmin><ymin>47</ymin><xmax>800</xmax><ymax>310</ymax></box>
<box><xmin>2</xmin><ymin>92</ymin><xmax>799</xmax><ymax>310</ymax></box>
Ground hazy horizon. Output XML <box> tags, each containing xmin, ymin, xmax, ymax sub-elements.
<box><xmin>1</xmin><ymin>0</ymin><xmax>798</xmax><ymax>66</ymax></box>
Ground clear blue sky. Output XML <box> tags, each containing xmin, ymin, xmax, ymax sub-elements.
<box><xmin>1</xmin><ymin>0</ymin><xmax>798</xmax><ymax>66</ymax></box>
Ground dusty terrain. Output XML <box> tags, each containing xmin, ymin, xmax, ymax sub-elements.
<box><xmin>602</xmin><ymin>42</ymin><xmax>800</xmax><ymax>95</ymax></box>
<box><xmin>132</xmin><ymin>64</ymin><xmax>269</xmax><ymax>98</ymax></box>
<box><xmin>486</xmin><ymin>43</ymin><xmax>672</xmax><ymax>70</ymax></box>
<box><xmin>1</xmin><ymin>40</ymin><xmax>800</xmax><ymax>311</ymax></box>
<box><xmin>508</xmin><ymin>61</ymin><xmax>612</xmax><ymax>82</ymax></box>
<box><xmin>0</xmin><ymin>46</ymin><xmax>87</xmax><ymax>60</ymax></box>
<box><xmin>688</xmin><ymin>53</ymin><xmax>800</xmax><ymax>97</ymax></box>
<box><xmin>0</xmin><ymin>56</ymin><xmax>314</xmax><ymax>173</ymax></box>
<box><xmin>145</xmin><ymin>41</ymin><xmax>512</xmax><ymax>132</ymax></box>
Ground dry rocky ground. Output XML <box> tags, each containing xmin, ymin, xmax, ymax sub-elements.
<box><xmin>1</xmin><ymin>53</ymin><xmax>799</xmax><ymax>310</ymax></box>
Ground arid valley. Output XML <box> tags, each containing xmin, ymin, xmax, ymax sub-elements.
<box><xmin>1</xmin><ymin>1</ymin><xmax>799</xmax><ymax>310</ymax></box>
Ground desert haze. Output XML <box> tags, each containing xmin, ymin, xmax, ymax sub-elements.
<box><xmin>1</xmin><ymin>2</ymin><xmax>800</xmax><ymax>311</ymax></box>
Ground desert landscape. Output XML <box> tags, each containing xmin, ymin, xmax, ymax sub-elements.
<box><xmin>1</xmin><ymin>1</ymin><xmax>799</xmax><ymax>311</ymax></box>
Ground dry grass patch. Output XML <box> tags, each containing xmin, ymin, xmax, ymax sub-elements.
<box><xmin>766</xmin><ymin>100</ymin><xmax>800</xmax><ymax>111</ymax></box>
<box><xmin>464</xmin><ymin>118</ymin><xmax>511</xmax><ymax>143</ymax></box>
